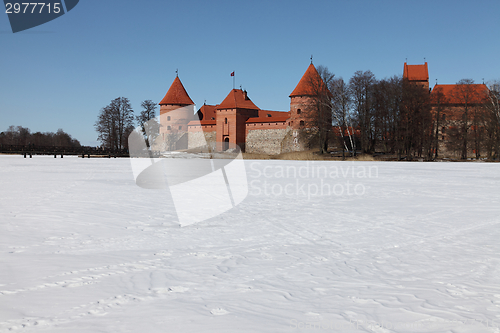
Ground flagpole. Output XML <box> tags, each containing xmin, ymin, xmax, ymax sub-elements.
<box><xmin>233</xmin><ymin>72</ymin><xmax>235</xmax><ymax>89</ymax></box>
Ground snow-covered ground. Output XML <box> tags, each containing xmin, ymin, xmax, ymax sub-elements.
<box><xmin>1</xmin><ymin>155</ymin><xmax>500</xmax><ymax>333</ymax></box>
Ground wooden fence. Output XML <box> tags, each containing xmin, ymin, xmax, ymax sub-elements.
<box><xmin>0</xmin><ymin>144</ymin><xmax>129</xmax><ymax>158</ymax></box>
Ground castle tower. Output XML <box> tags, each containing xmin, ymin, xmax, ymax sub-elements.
<box><xmin>288</xmin><ymin>63</ymin><xmax>328</xmax><ymax>130</ymax></box>
<box><xmin>215</xmin><ymin>89</ymin><xmax>259</xmax><ymax>152</ymax></box>
<box><xmin>159</xmin><ymin>76</ymin><xmax>195</xmax><ymax>150</ymax></box>
<box><xmin>403</xmin><ymin>62</ymin><xmax>429</xmax><ymax>91</ymax></box>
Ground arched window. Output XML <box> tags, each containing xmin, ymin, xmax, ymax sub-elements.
<box><xmin>167</xmin><ymin>116</ymin><xmax>171</xmax><ymax>121</ymax></box>
<box><xmin>300</xmin><ymin>120</ymin><xmax>305</xmax><ymax>127</ymax></box>
<box><xmin>225</xmin><ymin>118</ymin><xmax>228</xmax><ymax>124</ymax></box>
<box><xmin>178</xmin><ymin>126</ymin><xmax>182</xmax><ymax>130</ymax></box>
<box><xmin>167</xmin><ymin>125</ymin><xmax>171</xmax><ymax>130</ymax></box>
<box><xmin>297</xmin><ymin>109</ymin><xmax>301</xmax><ymax>114</ymax></box>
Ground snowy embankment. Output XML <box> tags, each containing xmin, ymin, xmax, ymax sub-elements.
<box><xmin>0</xmin><ymin>155</ymin><xmax>500</xmax><ymax>332</ymax></box>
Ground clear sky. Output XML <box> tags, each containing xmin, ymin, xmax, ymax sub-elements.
<box><xmin>1</xmin><ymin>0</ymin><xmax>499</xmax><ymax>146</ymax></box>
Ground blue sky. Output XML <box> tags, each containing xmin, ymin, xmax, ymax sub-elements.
<box><xmin>1</xmin><ymin>0</ymin><xmax>499</xmax><ymax>146</ymax></box>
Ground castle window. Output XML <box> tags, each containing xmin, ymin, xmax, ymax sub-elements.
<box><xmin>167</xmin><ymin>125</ymin><xmax>171</xmax><ymax>130</ymax></box>
<box><xmin>442</xmin><ymin>114</ymin><xmax>446</xmax><ymax>121</ymax></box>
<box><xmin>211</xmin><ymin>117</ymin><xmax>215</xmax><ymax>120</ymax></box>
<box><xmin>297</xmin><ymin>109</ymin><xmax>301</xmax><ymax>114</ymax></box>
<box><xmin>267</xmin><ymin>114</ymin><xmax>272</xmax><ymax>117</ymax></box>
<box><xmin>300</xmin><ymin>120</ymin><xmax>305</xmax><ymax>127</ymax></box>
<box><xmin>179</xmin><ymin>126</ymin><xmax>182</xmax><ymax>130</ymax></box>
<box><xmin>167</xmin><ymin>116</ymin><xmax>171</xmax><ymax>121</ymax></box>
<box><xmin>225</xmin><ymin>118</ymin><xmax>228</xmax><ymax>124</ymax></box>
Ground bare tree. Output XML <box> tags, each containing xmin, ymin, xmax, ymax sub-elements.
<box><xmin>430</xmin><ymin>86</ymin><xmax>448</xmax><ymax>159</ymax></box>
<box><xmin>136</xmin><ymin>100</ymin><xmax>158</xmax><ymax>148</ymax></box>
<box><xmin>485</xmin><ymin>81</ymin><xmax>500</xmax><ymax>159</ymax></box>
<box><xmin>400</xmin><ymin>78</ymin><xmax>432</xmax><ymax>159</ymax></box>
<box><xmin>452</xmin><ymin>79</ymin><xmax>474</xmax><ymax>159</ymax></box>
<box><xmin>385</xmin><ymin>76</ymin><xmax>403</xmax><ymax>155</ymax></box>
<box><xmin>95</xmin><ymin>97</ymin><xmax>134</xmax><ymax>150</ymax></box>
<box><xmin>95</xmin><ymin>105</ymin><xmax>116</xmax><ymax>149</ymax></box>
<box><xmin>330</xmin><ymin>77</ymin><xmax>355</xmax><ymax>158</ymax></box>
<box><xmin>349</xmin><ymin>71</ymin><xmax>376</xmax><ymax>153</ymax></box>
<box><xmin>372</xmin><ymin>77</ymin><xmax>403</xmax><ymax>154</ymax></box>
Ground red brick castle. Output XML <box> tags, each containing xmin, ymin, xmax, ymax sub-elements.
<box><xmin>158</xmin><ymin>64</ymin><xmax>325</xmax><ymax>154</ymax></box>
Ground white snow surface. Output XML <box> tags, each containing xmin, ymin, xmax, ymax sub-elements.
<box><xmin>1</xmin><ymin>155</ymin><xmax>500</xmax><ymax>333</ymax></box>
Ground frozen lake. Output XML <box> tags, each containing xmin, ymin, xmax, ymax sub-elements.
<box><xmin>1</xmin><ymin>155</ymin><xmax>500</xmax><ymax>332</ymax></box>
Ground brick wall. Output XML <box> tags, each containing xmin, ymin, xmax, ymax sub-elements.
<box><xmin>289</xmin><ymin>96</ymin><xmax>317</xmax><ymax>130</ymax></box>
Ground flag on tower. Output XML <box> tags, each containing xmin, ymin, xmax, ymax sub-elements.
<box><xmin>230</xmin><ymin>71</ymin><xmax>235</xmax><ymax>76</ymax></box>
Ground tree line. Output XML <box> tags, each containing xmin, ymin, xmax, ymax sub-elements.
<box><xmin>94</xmin><ymin>97</ymin><xmax>157</xmax><ymax>150</ymax></box>
<box><xmin>95</xmin><ymin>74</ymin><xmax>500</xmax><ymax>160</ymax></box>
<box><xmin>0</xmin><ymin>126</ymin><xmax>81</xmax><ymax>147</ymax></box>
<box><xmin>312</xmin><ymin>66</ymin><xmax>500</xmax><ymax>160</ymax></box>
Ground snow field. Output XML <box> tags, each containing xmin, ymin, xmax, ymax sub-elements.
<box><xmin>1</xmin><ymin>155</ymin><xmax>500</xmax><ymax>332</ymax></box>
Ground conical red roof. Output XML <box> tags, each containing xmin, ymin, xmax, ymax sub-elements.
<box><xmin>290</xmin><ymin>64</ymin><xmax>328</xmax><ymax>97</ymax></box>
<box><xmin>217</xmin><ymin>89</ymin><xmax>259</xmax><ymax>110</ymax></box>
<box><xmin>159</xmin><ymin>76</ymin><xmax>194</xmax><ymax>105</ymax></box>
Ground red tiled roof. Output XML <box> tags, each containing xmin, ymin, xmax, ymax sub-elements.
<box><xmin>403</xmin><ymin>62</ymin><xmax>428</xmax><ymax>81</ymax></box>
<box><xmin>290</xmin><ymin>64</ymin><xmax>328</xmax><ymax>97</ymax></box>
<box><xmin>159</xmin><ymin>76</ymin><xmax>194</xmax><ymax>105</ymax></box>
<box><xmin>430</xmin><ymin>84</ymin><xmax>489</xmax><ymax>104</ymax></box>
<box><xmin>217</xmin><ymin>89</ymin><xmax>260</xmax><ymax>110</ymax></box>
<box><xmin>246</xmin><ymin>110</ymin><xmax>290</xmax><ymax>123</ymax></box>
<box><xmin>196</xmin><ymin>104</ymin><xmax>217</xmax><ymax>121</ymax></box>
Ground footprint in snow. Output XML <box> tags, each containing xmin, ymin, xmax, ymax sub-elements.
<box><xmin>211</xmin><ymin>308</ymin><xmax>229</xmax><ymax>315</ymax></box>
<box><xmin>168</xmin><ymin>286</ymin><xmax>189</xmax><ymax>293</ymax></box>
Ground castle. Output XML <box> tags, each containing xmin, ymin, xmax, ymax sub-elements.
<box><xmin>158</xmin><ymin>63</ymin><xmax>325</xmax><ymax>155</ymax></box>
<box><xmin>157</xmin><ymin>62</ymin><xmax>491</xmax><ymax>157</ymax></box>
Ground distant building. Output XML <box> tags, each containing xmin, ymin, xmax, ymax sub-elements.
<box><xmin>403</xmin><ymin>62</ymin><xmax>429</xmax><ymax>91</ymax></box>
<box><xmin>405</xmin><ymin>61</ymin><xmax>490</xmax><ymax>157</ymax></box>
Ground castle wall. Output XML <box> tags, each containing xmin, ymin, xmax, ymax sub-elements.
<box><xmin>188</xmin><ymin>129</ymin><xmax>216</xmax><ymax>149</ymax></box>
<box><xmin>280</xmin><ymin>128</ymin><xmax>318</xmax><ymax>153</ymax></box>
<box><xmin>245</xmin><ymin>121</ymin><xmax>287</xmax><ymax>133</ymax></box>
<box><xmin>245</xmin><ymin>128</ymin><xmax>288</xmax><ymax>155</ymax></box>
